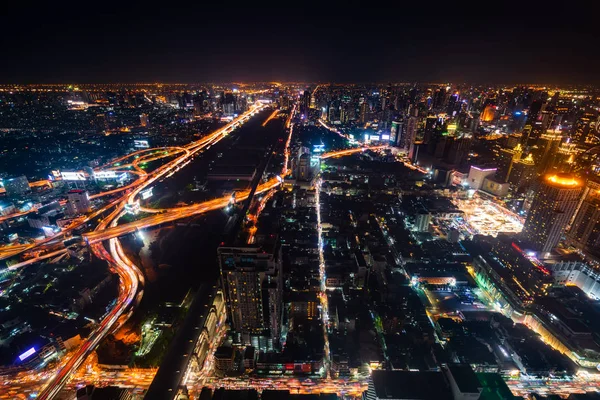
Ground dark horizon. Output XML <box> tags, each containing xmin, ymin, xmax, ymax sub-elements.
<box><xmin>3</xmin><ymin>2</ymin><xmax>600</xmax><ymax>85</ymax></box>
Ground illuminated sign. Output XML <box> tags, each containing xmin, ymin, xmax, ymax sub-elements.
<box><xmin>19</xmin><ymin>347</ymin><xmax>36</xmax><ymax>361</ymax></box>
<box><xmin>51</xmin><ymin>170</ymin><xmax>61</xmax><ymax>178</ymax></box>
<box><xmin>312</xmin><ymin>144</ymin><xmax>325</xmax><ymax>153</ymax></box>
<box><xmin>140</xmin><ymin>188</ymin><xmax>153</xmax><ymax>200</ymax></box>
<box><xmin>133</xmin><ymin>140</ymin><xmax>149</xmax><ymax>148</ymax></box>
<box><xmin>61</xmin><ymin>171</ymin><xmax>86</xmax><ymax>181</ymax></box>
<box><xmin>370</xmin><ymin>135</ymin><xmax>380</xmax><ymax>141</ymax></box>
<box><xmin>381</xmin><ymin>134</ymin><xmax>390</xmax><ymax>140</ymax></box>
<box><xmin>93</xmin><ymin>170</ymin><xmax>117</xmax><ymax>180</ymax></box>
<box><xmin>125</xmin><ymin>201</ymin><xmax>140</xmax><ymax>215</ymax></box>
<box><xmin>117</xmin><ymin>172</ymin><xmax>128</xmax><ymax>182</ymax></box>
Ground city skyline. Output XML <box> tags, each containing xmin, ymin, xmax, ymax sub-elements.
<box><xmin>3</xmin><ymin>33</ymin><xmax>600</xmax><ymax>399</ymax></box>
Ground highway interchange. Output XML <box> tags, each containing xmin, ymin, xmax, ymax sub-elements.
<box><xmin>3</xmin><ymin>105</ymin><xmax>591</xmax><ymax>399</ymax></box>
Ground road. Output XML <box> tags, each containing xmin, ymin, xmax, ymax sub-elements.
<box><xmin>83</xmin><ymin>144</ymin><xmax>386</xmax><ymax>244</ymax></box>
<box><xmin>34</xmin><ymin>104</ymin><xmax>267</xmax><ymax>399</ymax></box>
<box><xmin>18</xmin><ymin>110</ymin><xmax>371</xmax><ymax>398</ymax></box>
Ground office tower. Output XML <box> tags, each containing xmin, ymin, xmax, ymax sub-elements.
<box><xmin>3</xmin><ymin>175</ymin><xmax>30</xmax><ymax>196</ymax></box>
<box><xmin>480</xmin><ymin>105</ymin><xmax>496</xmax><ymax>122</ymax></box>
<box><xmin>402</xmin><ymin>116</ymin><xmax>418</xmax><ymax>157</ymax></box>
<box><xmin>139</xmin><ymin>113</ymin><xmax>150</xmax><ymax>127</ymax></box>
<box><xmin>445</xmin><ymin>136</ymin><xmax>471</xmax><ymax>165</ymax></box>
<box><xmin>296</xmin><ymin>153</ymin><xmax>312</xmax><ymax>181</ymax></box>
<box><xmin>302</xmin><ymin>90</ymin><xmax>311</xmax><ymax>115</ymax></box>
<box><xmin>327</xmin><ymin>104</ymin><xmax>337</xmax><ymax>122</ymax></box>
<box><xmin>340</xmin><ymin>106</ymin><xmax>348</xmax><ymax>124</ymax></box>
<box><xmin>218</xmin><ymin>246</ymin><xmax>282</xmax><ymax>346</ymax></box>
<box><xmin>222</xmin><ymin>92</ymin><xmax>236</xmax><ymax>117</ymax></box>
<box><xmin>522</xmin><ymin>174</ymin><xmax>583</xmax><ymax>254</ymax></box>
<box><xmin>496</xmin><ymin>144</ymin><xmax>523</xmax><ymax>183</ymax></box>
<box><xmin>359</xmin><ymin>101</ymin><xmax>369</xmax><ymax>124</ymax></box>
<box><xmin>568</xmin><ymin>194</ymin><xmax>600</xmax><ymax>252</ymax></box>
<box><xmin>390</xmin><ymin>120</ymin><xmax>403</xmax><ymax>146</ymax></box>
<box><xmin>432</xmin><ymin>87</ymin><xmax>447</xmax><ymax>111</ymax></box>
<box><xmin>572</xmin><ymin>179</ymin><xmax>600</xmax><ymax>227</ymax></box>
<box><xmin>508</xmin><ymin>154</ymin><xmax>536</xmax><ymax>190</ymax></box>
<box><xmin>423</xmin><ymin>116</ymin><xmax>438</xmax><ymax>144</ymax></box>
<box><xmin>532</xmin><ymin>130</ymin><xmax>563</xmax><ymax>174</ymax></box>
<box><xmin>67</xmin><ymin>189</ymin><xmax>91</xmax><ymax>215</ymax></box>
<box><xmin>572</xmin><ymin>114</ymin><xmax>594</xmax><ymax>144</ymax></box>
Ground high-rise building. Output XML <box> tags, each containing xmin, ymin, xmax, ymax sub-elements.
<box><xmin>508</xmin><ymin>154</ymin><xmax>536</xmax><ymax>190</ymax></box>
<box><xmin>67</xmin><ymin>189</ymin><xmax>91</xmax><ymax>215</ymax></box>
<box><xmin>568</xmin><ymin>195</ymin><xmax>600</xmax><ymax>252</ymax></box>
<box><xmin>297</xmin><ymin>153</ymin><xmax>312</xmax><ymax>181</ymax></box>
<box><xmin>390</xmin><ymin>120</ymin><xmax>403</xmax><ymax>146</ymax></box>
<box><xmin>359</xmin><ymin>101</ymin><xmax>369</xmax><ymax>124</ymax></box>
<box><xmin>404</xmin><ymin>116</ymin><xmax>418</xmax><ymax>157</ymax></box>
<box><xmin>532</xmin><ymin>130</ymin><xmax>563</xmax><ymax>174</ymax></box>
<box><xmin>496</xmin><ymin>144</ymin><xmax>523</xmax><ymax>183</ymax></box>
<box><xmin>302</xmin><ymin>90</ymin><xmax>311</xmax><ymax>115</ymax></box>
<box><xmin>522</xmin><ymin>174</ymin><xmax>583</xmax><ymax>254</ymax></box>
<box><xmin>480</xmin><ymin>105</ymin><xmax>496</xmax><ymax>122</ymax></box>
<box><xmin>3</xmin><ymin>175</ymin><xmax>30</xmax><ymax>197</ymax></box>
<box><xmin>218</xmin><ymin>246</ymin><xmax>282</xmax><ymax>346</ymax></box>
<box><xmin>445</xmin><ymin>136</ymin><xmax>471</xmax><ymax>165</ymax></box>
<box><xmin>571</xmin><ymin>179</ymin><xmax>600</xmax><ymax>227</ymax></box>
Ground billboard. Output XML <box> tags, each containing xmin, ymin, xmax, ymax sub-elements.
<box><xmin>390</xmin><ymin>121</ymin><xmax>401</xmax><ymax>144</ymax></box>
<box><xmin>134</xmin><ymin>140</ymin><xmax>149</xmax><ymax>148</ymax></box>
<box><xmin>312</xmin><ymin>144</ymin><xmax>325</xmax><ymax>153</ymax></box>
<box><xmin>93</xmin><ymin>170</ymin><xmax>117</xmax><ymax>180</ymax></box>
<box><xmin>370</xmin><ymin>134</ymin><xmax>380</xmax><ymax>141</ymax></box>
<box><xmin>19</xmin><ymin>347</ymin><xmax>36</xmax><ymax>361</ymax></box>
<box><xmin>381</xmin><ymin>134</ymin><xmax>390</xmax><ymax>141</ymax></box>
<box><xmin>61</xmin><ymin>171</ymin><xmax>86</xmax><ymax>181</ymax></box>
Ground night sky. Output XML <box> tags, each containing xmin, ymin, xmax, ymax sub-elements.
<box><xmin>2</xmin><ymin>2</ymin><xmax>599</xmax><ymax>84</ymax></box>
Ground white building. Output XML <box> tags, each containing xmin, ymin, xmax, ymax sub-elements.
<box><xmin>466</xmin><ymin>166</ymin><xmax>497</xmax><ymax>191</ymax></box>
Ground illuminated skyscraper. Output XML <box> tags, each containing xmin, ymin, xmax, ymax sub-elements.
<box><xmin>480</xmin><ymin>105</ymin><xmax>496</xmax><ymax>122</ymax></box>
<box><xmin>522</xmin><ymin>174</ymin><xmax>583</xmax><ymax>253</ymax></box>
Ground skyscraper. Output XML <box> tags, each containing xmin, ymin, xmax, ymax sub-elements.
<box><xmin>218</xmin><ymin>246</ymin><xmax>282</xmax><ymax>346</ymax></box>
<box><xmin>496</xmin><ymin>144</ymin><xmax>523</xmax><ymax>183</ymax></box>
<box><xmin>522</xmin><ymin>174</ymin><xmax>583</xmax><ymax>254</ymax></box>
<box><xmin>508</xmin><ymin>154</ymin><xmax>536</xmax><ymax>190</ymax></box>
<box><xmin>567</xmin><ymin>195</ymin><xmax>600</xmax><ymax>253</ymax></box>
<box><xmin>404</xmin><ymin>116</ymin><xmax>418</xmax><ymax>158</ymax></box>
<box><xmin>532</xmin><ymin>130</ymin><xmax>563</xmax><ymax>174</ymax></box>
